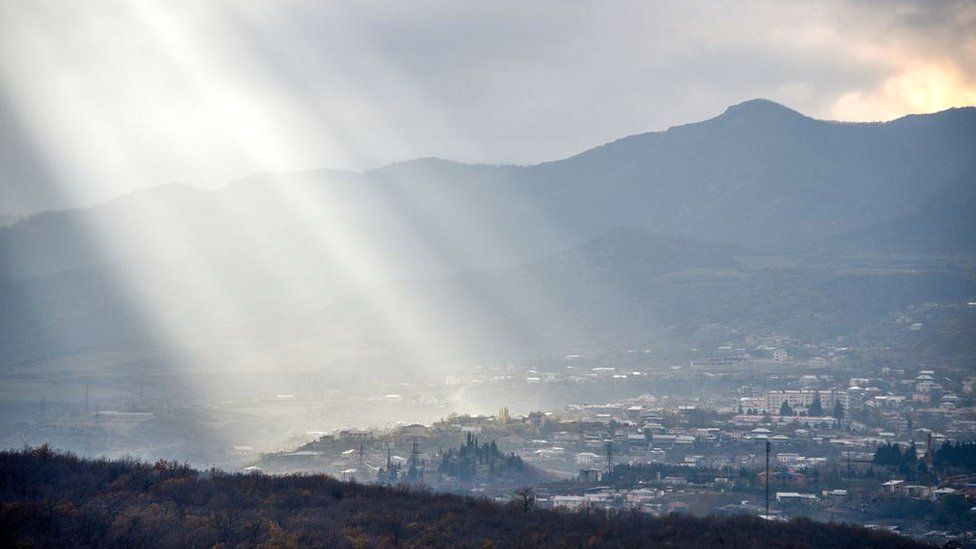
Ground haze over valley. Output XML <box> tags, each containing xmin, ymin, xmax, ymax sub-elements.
<box><xmin>2</xmin><ymin>99</ymin><xmax>974</xmax><ymax>461</ymax></box>
<box><xmin>2</xmin><ymin>2</ymin><xmax>975</xmax><ymax>546</ymax></box>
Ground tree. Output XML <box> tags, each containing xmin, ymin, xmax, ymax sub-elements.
<box><xmin>0</xmin><ymin>447</ymin><xmax>933</xmax><ymax>548</ymax></box>
<box><xmin>874</xmin><ymin>443</ymin><xmax>902</xmax><ymax>466</ymax></box>
<box><xmin>513</xmin><ymin>486</ymin><xmax>535</xmax><ymax>513</ymax></box>
<box><xmin>933</xmin><ymin>441</ymin><xmax>976</xmax><ymax>470</ymax></box>
<box><xmin>832</xmin><ymin>400</ymin><xmax>845</xmax><ymax>421</ymax></box>
<box><xmin>807</xmin><ymin>395</ymin><xmax>823</xmax><ymax>417</ymax></box>
<box><xmin>904</xmin><ymin>442</ymin><xmax>918</xmax><ymax>466</ymax></box>
<box><xmin>779</xmin><ymin>401</ymin><xmax>794</xmax><ymax>417</ymax></box>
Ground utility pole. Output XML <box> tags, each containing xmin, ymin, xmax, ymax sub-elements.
<box><xmin>765</xmin><ymin>440</ymin><xmax>771</xmax><ymax>518</ymax></box>
<box><xmin>409</xmin><ymin>438</ymin><xmax>421</xmax><ymax>482</ymax></box>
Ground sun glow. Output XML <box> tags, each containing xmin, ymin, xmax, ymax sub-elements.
<box><xmin>831</xmin><ymin>63</ymin><xmax>976</xmax><ymax>122</ymax></box>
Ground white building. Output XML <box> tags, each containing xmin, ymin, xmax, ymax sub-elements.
<box><xmin>765</xmin><ymin>389</ymin><xmax>848</xmax><ymax>413</ymax></box>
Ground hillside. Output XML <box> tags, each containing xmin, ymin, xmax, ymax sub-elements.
<box><xmin>314</xmin><ymin>227</ymin><xmax>976</xmax><ymax>360</ymax></box>
<box><xmin>4</xmin><ymin>100</ymin><xmax>974</xmax><ymax>280</ymax></box>
<box><xmin>831</xmin><ymin>157</ymin><xmax>976</xmax><ymax>253</ymax></box>
<box><xmin>0</xmin><ymin>99</ymin><xmax>974</xmax><ymax>369</ymax></box>
<box><xmin>0</xmin><ymin>447</ymin><xmax>924</xmax><ymax>548</ymax></box>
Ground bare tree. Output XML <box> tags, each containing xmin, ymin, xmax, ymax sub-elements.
<box><xmin>513</xmin><ymin>486</ymin><xmax>535</xmax><ymax>513</ymax></box>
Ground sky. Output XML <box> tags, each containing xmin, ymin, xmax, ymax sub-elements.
<box><xmin>1</xmin><ymin>0</ymin><xmax>975</xmax><ymax>215</ymax></box>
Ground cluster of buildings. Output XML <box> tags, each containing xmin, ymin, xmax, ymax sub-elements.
<box><xmin>258</xmin><ymin>360</ymin><xmax>972</xmax><ymax>489</ymax></box>
<box><xmin>249</xmin><ymin>339</ymin><xmax>974</xmax><ymax>543</ymax></box>
<box><xmin>535</xmin><ymin>486</ymin><xmax>690</xmax><ymax>515</ymax></box>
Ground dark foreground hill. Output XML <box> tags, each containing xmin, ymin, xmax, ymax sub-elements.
<box><xmin>0</xmin><ymin>448</ymin><xmax>923</xmax><ymax>548</ymax></box>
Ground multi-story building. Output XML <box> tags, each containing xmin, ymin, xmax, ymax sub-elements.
<box><xmin>764</xmin><ymin>389</ymin><xmax>848</xmax><ymax>413</ymax></box>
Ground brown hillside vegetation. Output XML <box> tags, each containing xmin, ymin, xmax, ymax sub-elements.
<box><xmin>0</xmin><ymin>447</ymin><xmax>925</xmax><ymax>548</ymax></box>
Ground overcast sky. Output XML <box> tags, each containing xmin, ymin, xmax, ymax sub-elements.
<box><xmin>1</xmin><ymin>0</ymin><xmax>974</xmax><ymax>215</ymax></box>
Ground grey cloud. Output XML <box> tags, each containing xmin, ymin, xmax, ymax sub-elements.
<box><xmin>0</xmin><ymin>0</ymin><xmax>972</xmax><ymax>215</ymax></box>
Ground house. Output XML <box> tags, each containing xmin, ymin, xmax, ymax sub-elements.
<box><xmin>627</xmin><ymin>434</ymin><xmax>648</xmax><ymax>447</ymax></box>
<box><xmin>552</xmin><ymin>495</ymin><xmax>586</xmax><ymax>510</ymax></box>
<box><xmin>578</xmin><ymin>469</ymin><xmax>601</xmax><ymax>483</ymax></box>
<box><xmin>882</xmin><ymin>480</ymin><xmax>906</xmax><ymax>494</ymax></box>
<box><xmin>647</xmin><ymin>448</ymin><xmax>667</xmax><ymax>462</ymax></box>
<box><xmin>338</xmin><ymin>429</ymin><xmax>372</xmax><ymax>441</ymax></box>
<box><xmin>776</xmin><ymin>453</ymin><xmax>802</xmax><ymax>464</ymax></box>
<box><xmin>775</xmin><ymin>492</ymin><xmax>818</xmax><ymax>504</ymax></box>
<box><xmin>902</xmin><ymin>485</ymin><xmax>931</xmax><ymax>498</ymax></box>
<box><xmin>758</xmin><ymin>471</ymin><xmax>807</xmax><ymax>486</ymax></box>
<box><xmin>624</xmin><ymin>488</ymin><xmax>659</xmax><ymax>506</ymax></box>
<box><xmin>400</xmin><ymin>424</ymin><xmax>429</xmax><ymax>438</ymax></box>
<box><xmin>575</xmin><ymin>452</ymin><xmax>601</xmax><ymax>466</ymax></box>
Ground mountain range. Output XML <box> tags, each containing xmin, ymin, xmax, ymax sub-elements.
<box><xmin>1</xmin><ymin>99</ymin><xmax>974</xmax><ymax>372</ymax></box>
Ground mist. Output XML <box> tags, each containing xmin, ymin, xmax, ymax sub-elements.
<box><xmin>0</xmin><ymin>1</ymin><xmax>973</xmax><ymax>522</ymax></box>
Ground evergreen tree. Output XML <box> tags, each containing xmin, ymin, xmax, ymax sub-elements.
<box><xmin>807</xmin><ymin>395</ymin><xmax>823</xmax><ymax>416</ymax></box>
<box><xmin>437</xmin><ymin>437</ymin><xmax>522</xmax><ymax>481</ymax></box>
<box><xmin>832</xmin><ymin>400</ymin><xmax>845</xmax><ymax>421</ymax></box>
<box><xmin>932</xmin><ymin>441</ymin><xmax>976</xmax><ymax>469</ymax></box>
<box><xmin>904</xmin><ymin>442</ymin><xmax>918</xmax><ymax>465</ymax></box>
<box><xmin>873</xmin><ymin>443</ymin><xmax>902</xmax><ymax>466</ymax></box>
<box><xmin>779</xmin><ymin>400</ymin><xmax>794</xmax><ymax>416</ymax></box>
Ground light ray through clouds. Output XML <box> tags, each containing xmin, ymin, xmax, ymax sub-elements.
<box><xmin>0</xmin><ymin>0</ymin><xmax>577</xmax><ymax>408</ymax></box>
<box><xmin>0</xmin><ymin>7</ymin><xmax>248</xmax><ymax>463</ymax></box>
<box><xmin>120</xmin><ymin>0</ymin><xmax>586</xmax><ymax>381</ymax></box>
<box><xmin>1</xmin><ymin>0</ymin><xmax>974</xmax><ymax>457</ymax></box>
<box><xmin>95</xmin><ymin>0</ymin><xmax>478</xmax><ymax>377</ymax></box>
<box><xmin>0</xmin><ymin>2</ymin><xmax>269</xmax><ymax>438</ymax></box>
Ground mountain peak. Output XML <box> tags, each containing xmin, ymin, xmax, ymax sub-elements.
<box><xmin>721</xmin><ymin>98</ymin><xmax>807</xmax><ymax>120</ymax></box>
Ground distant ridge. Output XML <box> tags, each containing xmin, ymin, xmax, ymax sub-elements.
<box><xmin>1</xmin><ymin>98</ymin><xmax>974</xmax><ymax>366</ymax></box>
